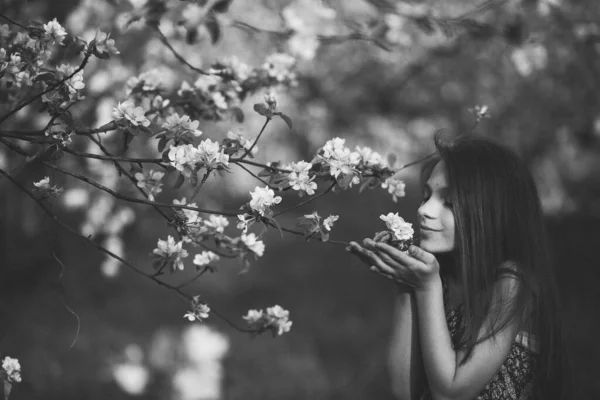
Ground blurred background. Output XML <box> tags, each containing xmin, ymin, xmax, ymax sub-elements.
<box><xmin>0</xmin><ymin>0</ymin><xmax>599</xmax><ymax>398</ymax></box>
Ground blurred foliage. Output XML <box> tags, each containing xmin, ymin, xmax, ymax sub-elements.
<box><xmin>0</xmin><ymin>0</ymin><xmax>599</xmax><ymax>399</ymax></box>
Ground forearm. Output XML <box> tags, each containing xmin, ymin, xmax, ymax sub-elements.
<box><xmin>388</xmin><ymin>287</ymin><xmax>426</xmax><ymax>400</ymax></box>
<box><xmin>414</xmin><ymin>276</ymin><xmax>458</xmax><ymax>400</ymax></box>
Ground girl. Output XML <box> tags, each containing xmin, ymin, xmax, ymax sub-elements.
<box><xmin>348</xmin><ymin>133</ymin><xmax>572</xmax><ymax>400</ymax></box>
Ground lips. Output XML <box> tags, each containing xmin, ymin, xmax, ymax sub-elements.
<box><xmin>420</xmin><ymin>225</ymin><xmax>440</xmax><ymax>232</ymax></box>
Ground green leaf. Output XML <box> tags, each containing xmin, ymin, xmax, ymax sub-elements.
<box><xmin>204</xmin><ymin>12</ymin><xmax>221</xmax><ymax>44</ymax></box>
<box><xmin>157</xmin><ymin>136</ymin><xmax>167</xmax><ymax>153</ymax></box>
<box><xmin>230</xmin><ymin>106</ymin><xmax>244</xmax><ymax>123</ymax></box>
<box><xmin>269</xmin><ymin>217</ymin><xmax>284</xmax><ymax>238</ymax></box>
<box><xmin>387</xmin><ymin>152</ymin><xmax>397</xmax><ymax>167</ymax></box>
<box><xmin>277</xmin><ymin>113</ymin><xmax>293</xmax><ymax>130</ymax></box>
<box><xmin>173</xmin><ymin>173</ymin><xmax>185</xmax><ymax>189</ymax></box>
<box><xmin>253</xmin><ymin>103</ymin><xmax>269</xmax><ymax>117</ymax></box>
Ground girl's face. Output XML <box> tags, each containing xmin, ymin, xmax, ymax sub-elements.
<box><xmin>417</xmin><ymin>161</ymin><xmax>456</xmax><ymax>254</ymax></box>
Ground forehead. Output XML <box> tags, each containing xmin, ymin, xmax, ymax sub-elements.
<box><xmin>425</xmin><ymin>161</ymin><xmax>449</xmax><ymax>189</ymax></box>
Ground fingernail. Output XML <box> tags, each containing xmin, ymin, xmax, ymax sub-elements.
<box><xmin>369</xmin><ymin>266</ymin><xmax>376</xmax><ymax>271</ymax></box>
<box><xmin>345</xmin><ymin>246</ymin><xmax>350</xmax><ymax>252</ymax></box>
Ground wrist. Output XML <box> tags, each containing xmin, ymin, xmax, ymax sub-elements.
<box><xmin>415</xmin><ymin>274</ymin><xmax>442</xmax><ymax>295</ymax></box>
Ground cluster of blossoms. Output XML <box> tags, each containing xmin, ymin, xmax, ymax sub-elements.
<box><xmin>172</xmin><ymin>198</ymin><xmax>230</xmax><ymax>243</ymax></box>
<box><xmin>160</xmin><ymin>113</ymin><xmax>203</xmax><ymax>148</ymax></box>
<box><xmin>380</xmin><ymin>212</ymin><xmax>414</xmax><ymax>242</ymax></box>
<box><xmin>316</xmin><ymin>137</ymin><xmax>362</xmax><ymax>188</ymax></box>
<box><xmin>296</xmin><ymin>211</ymin><xmax>339</xmax><ymax>242</ymax></box>
<box><xmin>193</xmin><ymin>251</ymin><xmax>220</xmax><ymax>269</ymax></box>
<box><xmin>381</xmin><ymin>178</ymin><xmax>406</xmax><ymax>202</ymax></box>
<box><xmin>283</xmin><ymin>161</ymin><xmax>317</xmax><ymax>196</ymax></box>
<box><xmin>134</xmin><ymin>169</ymin><xmax>165</xmax><ymax>201</ymax></box>
<box><xmin>243</xmin><ymin>305</ymin><xmax>292</xmax><ymax>337</ymax></box>
<box><xmin>168</xmin><ymin>139</ymin><xmax>230</xmax><ymax>178</ymax></box>
<box><xmin>152</xmin><ymin>235</ymin><xmax>189</xmax><ymax>272</ymax></box>
<box><xmin>469</xmin><ymin>104</ymin><xmax>491</xmax><ymax>122</ymax></box>
<box><xmin>248</xmin><ymin>186</ymin><xmax>282</xmax><ymax>216</ymax></box>
<box><xmin>112</xmin><ymin>100</ymin><xmax>151</xmax><ymax>130</ymax></box>
<box><xmin>33</xmin><ymin>176</ymin><xmax>63</xmax><ymax>199</ymax></box>
<box><xmin>1</xmin><ymin>356</ymin><xmax>22</xmax><ymax>383</ymax></box>
<box><xmin>184</xmin><ymin>296</ymin><xmax>210</xmax><ymax>322</ymax></box>
<box><xmin>240</xmin><ymin>233</ymin><xmax>265</xmax><ymax>257</ymax></box>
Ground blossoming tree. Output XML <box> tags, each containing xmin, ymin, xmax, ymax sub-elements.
<box><xmin>0</xmin><ymin>0</ymin><xmax>519</xmax><ymax>393</ymax></box>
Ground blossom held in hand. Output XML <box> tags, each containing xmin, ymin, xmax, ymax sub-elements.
<box><xmin>380</xmin><ymin>212</ymin><xmax>414</xmax><ymax>242</ymax></box>
<box><xmin>2</xmin><ymin>356</ymin><xmax>22</xmax><ymax>383</ymax></box>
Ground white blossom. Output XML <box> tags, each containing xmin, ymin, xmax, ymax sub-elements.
<box><xmin>355</xmin><ymin>146</ymin><xmax>385</xmax><ymax>167</ymax></box>
<box><xmin>193</xmin><ymin>251</ymin><xmax>220</xmax><ymax>267</ymax></box>
<box><xmin>33</xmin><ymin>176</ymin><xmax>51</xmax><ymax>189</ymax></box>
<box><xmin>112</xmin><ymin>100</ymin><xmax>151</xmax><ymax>127</ymax></box>
<box><xmin>287</xmin><ymin>161</ymin><xmax>317</xmax><ymax>195</ymax></box>
<box><xmin>242</xmin><ymin>309</ymin><xmax>264</xmax><ymax>324</ymax></box>
<box><xmin>203</xmin><ymin>215</ymin><xmax>229</xmax><ymax>233</ymax></box>
<box><xmin>2</xmin><ymin>356</ymin><xmax>22</xmax><ymax>383</ymax></box>
<box><xmin>126</xmin><ymin>68</ymin><xmax>164</xmax><ymax>95</ymax></box>
<box><xmin>56</xmin><ymin>64</ymin><xmax>85</xmax><ymax>94</ymax></box>
<box><xmin>265</xmin><ymin>305</ymin><xmax>292</xmax><ymax>335</ymax></box>
<box><xmin>184</xmin><ymin>297</ymin><xmax>210</xmax><ymax>322</ymax></box>
<box><xmin>380</xmin><ymin>213</ymin><xmax>414</xmax><ymax>242</ymax></box>
<box><xmin>241</xmin><ymin>233</ymin><xmax>265</xmax><ymax>257</ymax></box>
<box><xmin>381</xmin><ymin>178</ymin><xmax>406</xmax><ymax>202</ymax></box>
<box><xmin>134</xmin><ymin>169</ymin><xmax>165</xmax><ymax>201</ymax></box>
<box><xmin>43</xmin><ymin>18</ymin><xmax>67</xmax><ymax>45</ymax></box>
<box><xmin>162</xmin><ymin>113</ymin><xmax>203</xmax><ymax>138</ymax></box>
<box><xmin>323</xmin><ymin>215</ymin><xmax>339</xmax><ymax>231</ymax></box>
<box><xmin>262</xmin><ymin>53</ymin><xmax>297</xmax><ymax>84</ymax></box>
<box><xmin>249</xmin><ymin>186</ymin><xmax>282</xmax><ymax>216</ymax></box>
<box><xmin>153</xmin><ymin>235</ymin><xmax>189</xmax><ymax>271</ymax></box>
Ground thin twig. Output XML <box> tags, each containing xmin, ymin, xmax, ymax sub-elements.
<box><xmin>0</xmin><ymin>13</ymin><xmax>28</xmax><ymax>30</ymax></box>
<box><xmin>0</xmin><ymin>52</ymin><xmax>92</xmax><ymax>126</ymax></box>
<box><xmin>234</xmin><ymin>162</ymin><xmax>277</xmax><ymax>189</ymax></box>
<box><xmin>41</xmin><ymin>160</ymin><xmax>239</xmax><ymax>216</ymax></box>
<box><xmin>153</xmin><ymin>26</ymin><xmax>209</xmax><ymax>75</ymax></box>
<box><xmin>231</xmin><ymin>118</ymin><xmax>271</xmax><ymax>161</ymax></box>
<box><xmin>273</xmin><ymin>182</ymin><xmax>336</xmax><ymax>218</ymax></box>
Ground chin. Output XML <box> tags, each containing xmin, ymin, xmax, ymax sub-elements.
<box><xmin>418</xmin><ymin>239</ymin><xmax>453</xmax><ymax>254</ymax></box>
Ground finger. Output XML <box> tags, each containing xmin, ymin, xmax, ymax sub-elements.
<box><xmin>374</xmin><ymin>242</ymin><xmax>414</xmax><ymax>264</ymax></box>
<box><xmin>407</xmin><ymin>245</ymin><xmax>437</xmax><ymax>265</ymax></box>
<box><xmin>352</xmin><ymin>244</ymin><xmax>397</xmax><ymax>275</ymax></box>
<box><xmin>373</xmin><ymin>231</ymin><xmax>389</xmax><ymax>242</ymax></box>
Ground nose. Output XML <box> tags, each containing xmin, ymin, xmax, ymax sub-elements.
<box><xmin>417</xmin><ymin>197</ymin><xmax>437</xmax><ymax>221</ymax></box>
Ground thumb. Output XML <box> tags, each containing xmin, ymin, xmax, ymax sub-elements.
<box><xmin>408</xmin><ymin>245</ymin><xmax>434</xmax><ymax>263</ymax></box>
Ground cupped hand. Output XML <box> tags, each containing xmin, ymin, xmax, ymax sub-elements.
<box><xmin>347</xmin><ymin>238</ymin><xmax>440</xmax><ymax>291</ymax></box>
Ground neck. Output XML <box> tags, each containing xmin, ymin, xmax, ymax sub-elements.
<box><xmin>436</xmin><ymin>251</ymin><xmax>461</xmax><ymax>283</ymax></box>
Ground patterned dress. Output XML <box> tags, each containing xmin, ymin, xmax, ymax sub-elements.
<box><xmin>420</xmin><ymin>278</ymin><xmax>538</xmax><ymax>400</ymax></box>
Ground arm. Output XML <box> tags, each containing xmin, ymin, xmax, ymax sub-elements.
<box><xmin>414</xmin><ymin>275</ymin><xmax>520</xmax><ymax>400</ymax></box>
<box><xmin>388</xmin><ymin>286</ymin><xmax>427</xmax><ymax>400</ymax></box>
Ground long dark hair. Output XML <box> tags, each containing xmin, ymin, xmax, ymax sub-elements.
<box><xmin>419</xmin><ymin>132</ymin><xmax>573</xmax><ymax>399</ymax></box>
